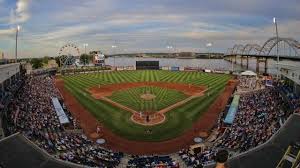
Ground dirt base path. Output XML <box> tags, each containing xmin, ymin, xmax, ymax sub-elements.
<box><xmin>157</xmin><ymin>91</ymin><xmax>205</xmax><ymax>114</ymax></box>
<box><xmin>89</xmin><ymin>82</ymin><xmax>207</xmax><ymax>126</ymax></box>
<box><xmin>99</xmin><ymin>86</ymin><xmax>206</xmax><ymax>126</ymax></box>
<box><xmin>55</xmin><ymin>78</ymin><xmax>237</xmax><ymax>155</ymax></box>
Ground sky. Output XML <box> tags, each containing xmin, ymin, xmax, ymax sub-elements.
<box><xmin>0</xmin><ymin>0</ymin><xmax>299</xmax><ymax>58</ymax></box>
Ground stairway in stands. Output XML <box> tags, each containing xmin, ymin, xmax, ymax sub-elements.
<box><xmin>170</xmin><ymin>153</ymin><xmax>188</xmax><ymax>168</ymax></box>
<box><xmin>117</xmin><ymin>154</ymin><xmax>130</xmax><ymax>168</ymax></box>
<box><xmin>117</xmin><ymin>154</ymin><xmax>189</xmax><ymax>168</ymax></box>
<box><xmin>276</xmin><ymin>142</ymin><xmax>300</xmax><ymax>168</ymax></box>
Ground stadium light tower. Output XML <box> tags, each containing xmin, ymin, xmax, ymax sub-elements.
<box><xmin>83</xmin><ymin>43</ymin><xmax>88</xmax><ymax>54</ymax></box>
<box><xmin>15</xmin><ymin>25</ymin><xmax>21</xmax><ymax>63</ymax></box>
<box><xmin>273</xmin><ymin>17</ymin><xmax>280</xmax><ymax>79</ymax></box>
<box><xmin>166</xmin><ymin>45</ymin><xmax>173</xmax><ymax>57</ymax></box>
<box><xmin>166</xmin><ymin>46</ymin><xmax>173</xmax><ymax>50</ymax></box>
<box><xmin>206</xmin><ymin>43</ymin><xmax>212</xmax><ymax>59</ymax></box>
<box><xmin>112</xmin><ymin>45</ymin><xmax>117</xmax><ymax>67</ymax></box>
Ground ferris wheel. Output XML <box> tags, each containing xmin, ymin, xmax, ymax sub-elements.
<box><xmin>59</xmin><ymin>43</ymin><xmax>80</xmax><ymax>68</ymax></box>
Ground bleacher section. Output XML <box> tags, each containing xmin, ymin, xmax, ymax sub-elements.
<box><xmin>127</xmin><ymin>155</ymin><xmax>179</xmax><ymax>168</ymax></box>
<box><xmin>206</xmin><ymin>113</ymin><xmax>300</xmax><ymax>168</ymax></box>
<box><xmin>279</xmin><ymin>84</ymin><xmax>300</xmax><ymax>112</ymax></box>
<box><xmin>224</xmin><ymin>95</ymin><xmax>240</xmax><ymax>124</ymax></box>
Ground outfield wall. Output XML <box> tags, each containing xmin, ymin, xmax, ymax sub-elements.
<box><xmin>61</xmin><ymin>65</ymin><xmax>231</xmax><ymax>76</ymax></box>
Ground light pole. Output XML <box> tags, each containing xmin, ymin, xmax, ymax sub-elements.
<box><xmin>83</xmin><ymin>43</ymin><xmax>88</xmax><ymax>66</ymax></box>
<box><xmin>273</xmin><ymin>17</ymin><xmax>280</xmax><ymax>79</ymax></box>
<box><xmin>15</xmin><ymin>25</ymin><xmax>20</xmax><ymax>63</ymax></box>
<box><xmin>166</xmin><ymin>45</ymin><xmax>173</xmax><ymax>57</ymax></box>
<box><xmin>172</xmin><ymin>44</ymin><xmax>178</xmax><ymax>57</ymax></box>
<box><xmin>231</xmin><ymin>58</ymin><xmax>234</xmax><ymax>72</ymax></box>
<box><xmin>206</xmin><ymin>43</ymin><xmax>212</xmax><ymax>59</ymax></box>
<box><xmin>83</xmin><ymin>43</ymin><xmax>88</xmax><ymax>54</ymax></box>
<box><xmin>112</xmin><ymin>45</ymin><xmax>117</xmax><ymax>67</ymax></box>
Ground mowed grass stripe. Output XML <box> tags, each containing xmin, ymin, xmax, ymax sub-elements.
<box><xmin>108</xmin><ymin>86</ymin><xmax>188</xmax><ymax>111</ymax></box>
<box><xmin>62</xmin><ymin>70</ymin><xmax>232</xmax><ymax>141</ymax></box>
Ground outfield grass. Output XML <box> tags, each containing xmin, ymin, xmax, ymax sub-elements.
<box><xmin>62</xmin><ymin>70</ymin><xmax>231</xmax><ymax>141</ymax></box>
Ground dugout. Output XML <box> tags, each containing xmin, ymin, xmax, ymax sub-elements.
<box><xmin>189</xmin><ymin>143</ymin><xmax>206</xmax><ymax>155</ymax></box>
<box><xmin>136</xmin><ymin>61</ymin><xmax>159</xmax><ymax>70</ymax></box>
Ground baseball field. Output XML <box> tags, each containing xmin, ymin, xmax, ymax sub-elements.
<box><xmin>60</xmin><ymin>70</ymin><xmax>231</xmax><ymax>142</ymax></box>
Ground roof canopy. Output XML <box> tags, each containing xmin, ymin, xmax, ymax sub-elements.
<box><xmin>240</xmin><ymin>70</ymin><xmax>257</xmax><ymax>76</ymax></box>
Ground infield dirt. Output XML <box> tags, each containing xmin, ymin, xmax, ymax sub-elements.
<box><xmin>55</xmin><ymin>78</ymin><xmax>237</xmax><ymax>154</ymax></box>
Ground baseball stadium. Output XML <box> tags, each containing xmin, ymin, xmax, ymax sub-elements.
<box><xmin>1</xmin><ymin>1</ymin><xmax>300</xmax><ymax>168</ymax></box>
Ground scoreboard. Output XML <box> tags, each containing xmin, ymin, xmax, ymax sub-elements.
<box><xmin>136</xmin><ymin>61</ymin><xmax>159</xmax><ymax>70</ymax></box>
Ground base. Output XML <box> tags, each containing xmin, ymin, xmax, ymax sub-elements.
<box><xmin>131</xmin><ymin>112</ymin><xmax>165</xmax><ymax>126</ymax></box>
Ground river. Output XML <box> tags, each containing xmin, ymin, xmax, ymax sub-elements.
<box><xmin>105</xmin><ymin>57</ymin><xmax>300</xmax><ymax>74</ymax></box>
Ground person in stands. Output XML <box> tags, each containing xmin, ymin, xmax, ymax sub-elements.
<box><xmin>215</xmin><ymin>150</ymin><xmax>229</xmax><ymax>168</ymax></box>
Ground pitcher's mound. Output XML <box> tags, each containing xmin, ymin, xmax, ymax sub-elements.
<box><xmin>140</xmin><ymin>93</ymin><xmax>156</xmax><ymax>100</ymax></box>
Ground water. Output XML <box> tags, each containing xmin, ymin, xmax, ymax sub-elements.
<box><xmin>105</xmin><ymin>57</ymin><xmax>300</xmax><ymax>74</ymax></box>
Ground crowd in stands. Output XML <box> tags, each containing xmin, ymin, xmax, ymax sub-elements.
<box><xmin>179</xmin><ymin>85</ymin><xmax>296</xmax><ymax>167</ymax></box>
<box><xmin>238</xmin><ymin>76</ymin><xmax>257</xmax><ymax>90</ymax></box>
<box><xmin>0</xmin><ymin>78</ymin><xmax>23</xmax><ymax>106</ymax></box>
<box><xmin>178</xmin><ymin>148</ymin><xmax>216</xmax><ymax>167</ymax></box>
<box><xmin>215</xmin><ymin>87</ymin><xmax>290</xmax><ymax>151</ymax></box>
<box><xmin>2</xmin><ymin>71</ymin><xmax>300</xmax><ymax>168</ymax></box>
<box><xmin>0</xmin><ymin>90</ymin><xmax>7</xmax><ymax>102</ymax></box>
<box><xmin>278</xmin><ymin>82</ymin><xmax>300</xmax><ymax>113</ymax></box>
<box><xmin>5</xmin><ymin>75</ymin><xmax>123</xmax><ymax>167</ymax></box>
<box><xmin>127</xmin><ymin>155</ymin><xmax>179</xmax><ymax>168</ymax></box>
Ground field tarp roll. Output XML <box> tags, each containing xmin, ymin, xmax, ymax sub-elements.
<box><xmin>51</xmin><ymin>97</ymin><xmax>70</xmax><ymax>124</ymax></box>
<box><xmin>224</xmin><ymin>95</ymin><xmax>240</xmax><ymax>124</ymax></box>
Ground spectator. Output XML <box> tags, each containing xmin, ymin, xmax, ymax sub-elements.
<box><xmin>214</xmin><ymin>150</ymin><xmax>228</xmax><ymax>168</ymax></box>
<box><xmin>6</xmin><ymin>74</ymin><xmax>123</xmax><ymax>167</ymax></box>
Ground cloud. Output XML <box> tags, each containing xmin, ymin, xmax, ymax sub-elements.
<box><xmin>10</xmin><ymin>0</ymin><xmax>31</xmax><ymax>24</ymax></box>
<box><xmin>1</xmin><ymin>0</ymin><xmax>300</xmax><ymax>58</ymax></box>
<box><xmin>0</xmin><ymin>28</ymin><xmax>14</xmax><ymax>36</ymax></box>
<box><xmin>34</xmin><ymin>25</ymin><xmax>91</xmax><ymax>41</ymax></box>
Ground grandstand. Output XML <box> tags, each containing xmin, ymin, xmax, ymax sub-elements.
<box><xmin>0</xmin><ymin>61</ymin><xmax>300</xmax><ymax>168</ymax></box>
<box><xmin>206</xmin><ymin>113</ymin><xmax>300</xmax><ymax>168</ymax></box>
<box><xmin>1</xmin><ymin>0</ymin><xmax>300</xmax><ymax>166</ymax></box>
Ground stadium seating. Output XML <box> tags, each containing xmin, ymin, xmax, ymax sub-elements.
<box><xmin>3</xmin><ymin>75</ymin><xmax>123</xmax><ymax>167</ymax></box>
<box><xmin>1</xmin><ymin>71</ymin><xmax>300</xmax><ymax>168</ymax></box>
<box><xmin>179</xmin><ymin>148</ymin><xmax>215</xmax><ymax>167</ymax></box>
<box><xmin>278</xmin><ymin>83</ymin><xmax>300</xmax><ymax>112</ymax></box>
<box><xmin>178</xmin><ymin>86</ymin><xmax>296</xmax><ymax>167</ymax></box>
<box><xmin>206</xmin><ymin>113</ymin><xmax>300</xmax><ymax>168</ymax></box>
<box><xmin>127</xmin><ymin>155</ymin><xmax>179</xmax><ymax>168</ymax></box>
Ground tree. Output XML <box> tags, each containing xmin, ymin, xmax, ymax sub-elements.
<box><xmin>80</xmin><ymin>54</ymin><xmax>93</xmax><ymax>65</ymax></box>
<box><xmin>55</xmin><ymin>57</ymin><xmax>61</xmax><ymax>67</ymax></box>
<box><xmin>30</xmin><ymin>58</ymin><xmax>43</xmax><ymax>69</ymax></box>
<box><xmin>42</xmin><ymin>56</ymin><xmax>50</xmax><ymax>64</ymax></box>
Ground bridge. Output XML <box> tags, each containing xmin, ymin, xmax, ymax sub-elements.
<box><xmin>224</xmin><ymin>37</ymin><xmax>300</xmax><ymax>73</ymax></box>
